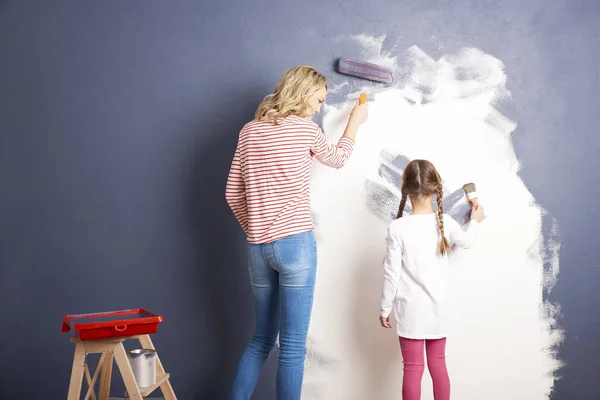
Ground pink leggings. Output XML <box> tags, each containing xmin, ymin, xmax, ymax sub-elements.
<box><xmin>399</xmin><ymin>337</ymin><xmax>450</xmax><ymax>400</ymax></box>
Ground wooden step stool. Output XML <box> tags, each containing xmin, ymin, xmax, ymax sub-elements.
<box><xmin>67</xmin><ymin>334</ymin><xmax>176</xmax><ymax>400</ymax></box>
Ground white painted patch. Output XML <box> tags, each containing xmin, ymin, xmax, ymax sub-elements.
<box><xmin>304</xmin><ymin>39</ymin><xmax>562</xmax><ymax>399</ymax></box>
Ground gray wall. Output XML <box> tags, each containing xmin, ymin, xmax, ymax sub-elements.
<box><xmin>0</xmin><ymin>1</ymin><xmax>598</xmax><ymax>399</ymax></box>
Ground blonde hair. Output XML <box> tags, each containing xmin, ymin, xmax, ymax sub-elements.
<box><xmin>255</xmin><ymin>66</ymin><xmax>328</xmax><ymax>124</ymax></box>
<box><xmin>397</xmin><ymin>159</ymin><xmax>452</xmax><ymax>257</ymax></box>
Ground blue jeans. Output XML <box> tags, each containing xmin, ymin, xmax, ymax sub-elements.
<box><xmin>231</xmin><ymin>230</ymin><xmax>317</xmax><ymax>400</ymax></box>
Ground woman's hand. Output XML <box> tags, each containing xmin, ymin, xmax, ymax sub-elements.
<box><xmin>342</xmin><ymin>100</ymin><xmax>369</xmax><ymax>142</ymax></box>
<box><xmin>349</xmin><ymin>101</ymin><xmax>368</xmax><ymax>125</ymax></box>
<box><xmin>379</xmin><ymin>315</ymin><xmax>392</xmax><ymax>328</ymax></box>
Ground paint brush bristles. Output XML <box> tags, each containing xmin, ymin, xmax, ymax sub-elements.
<box><xmin>463</xmin><ymin>182</ymin><xmax>479</xmax><ymax>209</ymax></box>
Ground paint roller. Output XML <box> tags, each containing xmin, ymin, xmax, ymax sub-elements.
<box><xmin>336</xmin><ymin>57</ymin><xmax>394</xmax><ymax>105</ymax></box>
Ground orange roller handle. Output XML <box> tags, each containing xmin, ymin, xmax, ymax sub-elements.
<box><xmin>359</xmin><ymin>93</ymin><xmax>367</xmax><ymax>105</ymax></box>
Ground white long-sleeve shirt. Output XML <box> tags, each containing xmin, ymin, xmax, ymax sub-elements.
<box><xmin>380</xmin><ymin>213</ymin><xmax>478</xmax><ymax>339</ymax></box>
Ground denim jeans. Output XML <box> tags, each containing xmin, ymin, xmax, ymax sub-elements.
<box><xmin>231</xmin><ymin>230</ymin><xmax>317</xmax><ymax>400</ymax></box>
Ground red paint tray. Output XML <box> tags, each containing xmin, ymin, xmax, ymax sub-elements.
<box><xmin>61</xmin><ymin>308</ymin><xmax>164</xmax><ymax>341</ymax></box>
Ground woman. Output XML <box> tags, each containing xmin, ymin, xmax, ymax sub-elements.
<box><xmin>226</xmin><ymin>65</ymin><xmax>368</xmax><ymax>399</ymax></box>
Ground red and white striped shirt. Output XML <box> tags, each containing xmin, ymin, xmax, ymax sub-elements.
<box><xmin>226</xmin><ymin>115</ymin><xmax>355</xmax><ymax>244</ymax></box>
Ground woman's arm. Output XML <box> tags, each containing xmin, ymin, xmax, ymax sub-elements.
<box><xmin>225</xmin><ymin>147</ymin><xmax>249</xmax><ymax>231</ymax></box>
<box><xmin>310</xmin><ymin>127</ymin><xmax>355</xmax><ymax>168</ymax></box>
<box><xmin>310</xmin><ymin>103</ymin><xmax>368</xmax><ymax>168</ymax></box>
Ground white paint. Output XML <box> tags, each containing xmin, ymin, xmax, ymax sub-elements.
<box><xmin>304</xmin><ymin>39</ymin><xmax>562</xmax><ymax>399</ymax></box>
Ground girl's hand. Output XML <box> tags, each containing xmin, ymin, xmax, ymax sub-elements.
<box><xmin>379</xmin><ymin>315</ymin><xmax>392</xmax><ymax>328</ymax></box>
<box><xmin>471</xmin><ymin>205</ymin><xmax>486</xmax><ymax>223</ymax></box>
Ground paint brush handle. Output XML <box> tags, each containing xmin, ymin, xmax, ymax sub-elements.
<box><xmin>466</xmin><ymin>190</ymin><xmax>479</xmax><ymax>209</ymax></box>
<box><xmin>359</xmin><ymin>93</ymin><xmax>367</xmax><ymax>105</ymax></box>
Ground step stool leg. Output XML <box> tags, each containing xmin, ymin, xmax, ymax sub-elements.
<box><xmin>67</xmin><ymin>342</ymin><xmax>86</xmax><ymax>400</ymax></box>
<box><xmin>84</xmin><ymin>352</ymin><xmax>106</xmax><ymax>400</ymax></box>
<box><xmin>83</xmin><ymin>359</ymin><xmax>99</xmax><ymax>400</ymax></box>
<box><xmin>98</xmin><ymin>353</ymin><xmax>113</xmax><ymax>400</ymax></box>
<box><xmin>113</xmin><ymin>343</ymin><xmax>144</xmax><ymax>399</ymax></box>
<box><xmin>138</xmin><ymin>334</ymin><xmax>177</xmax><ymax>400</ymax></box>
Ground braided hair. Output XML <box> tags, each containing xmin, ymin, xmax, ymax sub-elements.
<box><xmin>396</xmin><ymin>159</ymin><xmax>451</xmax><ymax>256</ymax></box>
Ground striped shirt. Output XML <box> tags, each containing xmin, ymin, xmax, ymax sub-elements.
<box><xmin>225</xmin><ymin>115</ymin><xmax>355</xmax><ymax>244</ymax></box>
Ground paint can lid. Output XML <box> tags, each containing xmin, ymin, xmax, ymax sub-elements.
<box><xmin>129</xmin><ymin>348</ymin><xmax>156</xmax><ymax>358</ymax></box>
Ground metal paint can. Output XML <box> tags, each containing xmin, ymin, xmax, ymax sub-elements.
<box><xmin>128</xmin><ymin>349</ymin><xmax>156</xmax><ymax>388</ymax></box>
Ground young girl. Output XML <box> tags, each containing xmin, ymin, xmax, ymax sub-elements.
<box><xmin>379</xmin><ymin>159</ymin><xmax>485</xmax><ymax>400</ymax></box>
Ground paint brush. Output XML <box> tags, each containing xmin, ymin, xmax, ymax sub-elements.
<box><xmin>463</xmin><ymin>182</ymin><xmax>479</xmax><ymax>209</ymax></box>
